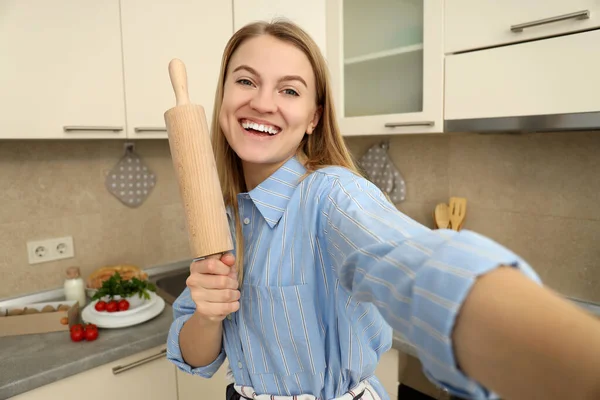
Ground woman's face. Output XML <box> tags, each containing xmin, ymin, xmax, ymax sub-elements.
<box><xmin>218</xmin><ymin>34</ymin><xmax>321</xmax><ymax>183</ymax></box>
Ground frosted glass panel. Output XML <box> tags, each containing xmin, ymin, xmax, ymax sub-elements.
<box><xmin>343</xmin><ymin>0</ymin><xmax>424</xmax><ymax>117</ymax></box>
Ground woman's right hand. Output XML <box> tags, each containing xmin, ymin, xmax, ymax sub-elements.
<box><xmin>186</xmin><ymin>252</ymin><xmax>240</xmax><ymax>322</ymax></box>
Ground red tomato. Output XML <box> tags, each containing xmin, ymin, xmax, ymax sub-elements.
<box><xmin>94</xmin><ymin>301</ymin><xmax>107</xmax><ymax>312</ymax></box>
<box><xmin>85</xmin><ymin>327</ymin><xmax>99</xmax><ymax>341</ymax></box>
<box><xmin>70</xmin><ymin>323</ymin><xmax>84</xmax><ymax>333</ymax></box>
<box><xmin>84</xmin><ymin>323</ymin><xmax>97</xmax><ymax>332</ymax></box>
<box><xmin>70</xmin><ymin>329</ymin><xmax>84</xmax><ymax>342</ymax></box>
<box><xmin>106</xmin><ymin>300</ymin><xmax>118</xmax><ymax>313</ymax></box>
<box><xmin>117</xmin><ymin>299</ymin><xmax>130</xmax><ymax>311</ymax></box>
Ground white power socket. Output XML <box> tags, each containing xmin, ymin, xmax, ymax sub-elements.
<box><xmin>27</xmin><ymin>236</ymin><xmax>75</xmax><ymax>265</ymax></box>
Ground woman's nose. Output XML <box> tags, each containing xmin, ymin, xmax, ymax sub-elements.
<box><xmin>249</xmin><ymin>89</ymin><xmax>277</xmax><ymax>114</ymax></box>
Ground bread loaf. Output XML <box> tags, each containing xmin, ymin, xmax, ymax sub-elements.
<box><xmin>86</xmin><ymin>264</ymin><xmax>148</xmax><ymax>289</ymax></box>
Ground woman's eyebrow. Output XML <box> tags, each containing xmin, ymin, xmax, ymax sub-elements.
<box><xmin>279</xmin><ymin>75</ymin><xmax>307</xmax><ymax>88</ymax></box>
<box><xmin>232</xmin><ymin>64</ymin><xmax>307</xmax><ymax>88</ymax></box>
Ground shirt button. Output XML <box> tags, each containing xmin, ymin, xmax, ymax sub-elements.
<box><xmin>243</xmin><ymin>217</ymin><xmax>250</xmax><ymax>225</ymax></box>
<box><xmin>237</xmin><ymin>361</ymin><xmax>243</xmax><ymax>369</ymax></box>
<box><xmin>226</xmin><ymin>314</ymin><xmax>232</xmax><ymax>320</ymax></box>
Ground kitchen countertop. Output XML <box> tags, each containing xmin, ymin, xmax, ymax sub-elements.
<box><xmin>0</xmin><ymin>304</ymin><xmax>174</xmax><ymax>399</ymax></box>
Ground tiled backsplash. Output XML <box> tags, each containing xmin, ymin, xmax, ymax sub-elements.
<box><xmin>1</xmin><ymin>131</ymin><xmax>599</xmax><ymax>302</ymax></box>
<box><xmin>0</xmin><ymin>140</ymin><xmax>191</xmax><ymax>299</ymax></box>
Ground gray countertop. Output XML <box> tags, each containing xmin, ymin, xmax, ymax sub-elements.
<box><xmin>0</xmin><ymin>304</ymin><xmax>174</xmax><ymax>399</ymax></box>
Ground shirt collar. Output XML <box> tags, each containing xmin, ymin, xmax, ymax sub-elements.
<box><xmin>240</xmin><ymin>156</ymin><xmax>307</xmax><ymax>228</ymax></box>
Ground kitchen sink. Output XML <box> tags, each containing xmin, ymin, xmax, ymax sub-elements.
<box><xmin>150</xmin><ymin>269</ymin><xmax>190</xmax><ymax>305</ymax></box>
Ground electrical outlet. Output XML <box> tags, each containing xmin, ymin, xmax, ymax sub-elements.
<box><xmin>27</xmin><ymin>236</ymin><xmax>75</xmax><ymax>265</ymax></box>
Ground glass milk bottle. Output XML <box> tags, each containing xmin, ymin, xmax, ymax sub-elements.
<box><xmin>64</xmin><ymin>266</ymin><xmax>86</xmax><ymax>307</ymax></box>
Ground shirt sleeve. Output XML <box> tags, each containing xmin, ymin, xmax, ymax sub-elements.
<box><xmin>321</xmin><ymin>174</ymin><xmax>542</xmax><ymax>399</ymax></box>
<box><xmin>166</xmin><ymin>286</ymin><xmax>226</xmax><ymax>378</ymax></box>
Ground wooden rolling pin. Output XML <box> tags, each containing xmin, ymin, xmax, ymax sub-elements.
<box><xmin>163</xmin><ymin>59</ymin><xmax>233</xmax><ymax>260</ymax></box>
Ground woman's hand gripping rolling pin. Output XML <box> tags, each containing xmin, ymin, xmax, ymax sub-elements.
<box><xmin>178</xmin><ymin>253</ymin><xmax>240</xmax><ymax>368</ymax></box>
<box><xmin>187</xmin><ymin>253</ymin><xmax>241</xmax><ymax>321</ymax></box>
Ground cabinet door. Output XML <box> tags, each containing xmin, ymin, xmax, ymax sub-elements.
<box><xmin>0</xmin><ymin>0</ymin><xmax>126</xmax><ymax>139</ymax></box>
<box><xmin>177</xmin><ymin>360</ymin><xmax>231</xmax><ymax>400</ymax></box>
<box><xmin>445</xmin><ymin>30</ymin><xmax>600</xmax><ymax>121</ymax></box>
<box><xmin>233</xmin><ymin>0</ymin><xmax>327</xmax><ymax>57</ymax></box>
<box><xmin>120</xmin><ymin>0</ymin><xmax>233</xmax><ymax>139</ymax></box>
<box><xmin>375</xmin><ymin>348</ymin><xmax>401</xmax><ymax>400</ymax></box>
<box><xmin>326</xmin><ymin>0</ymin><xmax>443</xmax><ymax>136</ymax></box>
<box><xmin>445</xmin><ymin>1</ymin><xmax>600</xmax><ymax>54</ymax></box>
<box><xmin>12</xmin><ymin>346</ymin><xmax>177</xmax><ymax>400</ymax></box>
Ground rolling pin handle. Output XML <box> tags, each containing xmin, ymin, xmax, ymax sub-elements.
<box><xmin>168</xmin><ymin>58</ymin><xmax>191</xmax><ymax>106</ymax></box>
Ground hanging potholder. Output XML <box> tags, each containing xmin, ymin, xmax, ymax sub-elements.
<box><xmin>105</xmin><ymin>146</ymin><xmax>156</xmax><ymax>208</ymax></box>
<box><xmin>358</xmin><ymin>140</ymin><xmax>406</xmax><ymax>203</ymax></box>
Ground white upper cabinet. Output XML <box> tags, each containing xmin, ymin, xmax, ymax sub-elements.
<box><xmin>0</xmin><ymin>0</ymin><xmax>126</xmax><ymax>139</ymax></box>
<box><xmin>120</xmin><ymin>0</ymin><xmax>233</xmax><ymax>139</ymax></box>
<box><xmin>233</xmin><ymin>0</ymin><xmax>327</xmax><ymax>57</ymax></box>
<box><xmin>326</xmin><ymin>0</ymin><xmax>444</xmax><ymax>136</ymax></box>
<box><xmin>445</xmin><ymin>1</ymin><xmax>600</xmax><ymax>54</ymax></box>
<box><xmin>445</xmin><ymin>30</ymin><xmax>600</xmax><ymax>121</ymax></box>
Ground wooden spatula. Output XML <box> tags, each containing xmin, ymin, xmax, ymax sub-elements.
<box><xmin>163</xmin><ymin>59</ymin><xmax>233</xmax><ymax>261</ymax></box>
<box><xmin>449</xmin><ymin>197</ymin><xmax>467</xmax><ymax>231</ymax></box>
<box><xmin>434</xmin><ymin>203</ymin><xmax>450</xmax><ymax>229</ymax></box>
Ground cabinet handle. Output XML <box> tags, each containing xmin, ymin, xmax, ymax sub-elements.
<box><xmin>112</xmin><ymin>348</ymin><xmax>167</xmax><ymax>375</ymax></box>
<box><xmin>384</xmin><ymin>121</ymin><xmax>434</xmax><ymax>128</ymax></box>
<box><xmin>510</xmin><ymin>10</ymin><xmax>590</xmax><ymax>32</ymax></box>
<box><xmin>63</xmin><ymin>125</ymin><xmax>124</xmax><ymax>132</ymax></box>
<box><xmin>134</xmin><ymin>127</ymin><xmax>167</xmax><ymax>132</ymax></box>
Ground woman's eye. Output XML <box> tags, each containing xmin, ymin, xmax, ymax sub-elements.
<box><xmin>283</xmin><ymin>88</ymin><xmax>299</xmax><ymax>96</ymax></box>
<box><xmin>237</xmin><ymin>79</ymin><xmax>254</xmax><ymax>86</ymax></box>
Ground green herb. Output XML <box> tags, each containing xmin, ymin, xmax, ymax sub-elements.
<box><xmin>91</xmin><ymin>272</ymin><xmax>157</xmax><ymax>301</ymax></box>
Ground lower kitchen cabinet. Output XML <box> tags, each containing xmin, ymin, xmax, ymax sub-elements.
<box><xmin>375</xmin><ymin>348</ymin><xmax>402</xmax><ymax>400</ymax></box>
<box><xmin>12</xmin><ymin>345</ymin><xmax>177</xmax><ymax>400</ymax></box>
<box><xmin>176</xmin><ymin>360</ymin><xmax>231</xmax><ymax>400</ymax></box>
<box><xmin>12</xmin><ymin>345</ymin><xmax>400</xmax><ymax>400</ymax></box>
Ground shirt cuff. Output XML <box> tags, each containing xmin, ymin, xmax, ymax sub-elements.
<box><xmin>411</xmin><ymin>229</ymin><xmax>542</xmax><ymax>399</ymax></box>
<box><xmin>166</xmin><ymin>312</ymin><xmax>226</xmax><ymax>378</ymax></box>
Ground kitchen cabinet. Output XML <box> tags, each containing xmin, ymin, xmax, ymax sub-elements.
<box><xmin>445</xmin><ymin>1</ymin><xmax>600</xmax><ymax>54</ymax></box>
<box><xmin>445</xmin><ymin>29</ymin><xmax>600</xmax><ymax>121</ymax></box>
<box><xmin>375</xmin><ymin>348</ymin><xmax>401</xmax><ymax>400</ymax></box>
<box><xmin>233</xmin><ymin>0</ymin><xmax>327</xmax><ymax>57</ymax></box>
<box><xmin>12</xmin><ymin>345</ymin><xmax>177</xmax><ymax>400</ymax></box>
<box><xmin>0</xmin><ymin>0</ymin><xmax>127</xmax><ymax>140</ymax></box>
<box><xmin>0</xmin><ymin>0</ymin><xmax>233</xmax><ymax>140</ymax></box>
<box><xmin>120</xmin><ymin>0</ymin><xmax>233</xmax><ymax>139</ymax></box>
<box><xmin>326</xmin><ymin>0</ymin><xmax>444</xmax><ymax>136</ymax></box>
<box><xmin>177</xmin><ymin>360</ymin><xmax>231</xmax><ymax>400</ymax></box>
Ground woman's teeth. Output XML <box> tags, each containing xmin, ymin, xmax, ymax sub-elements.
<box><xmin>241</xmin><ymin>120</ymin><xmax>280</xmax><ymax>135</ymax></box>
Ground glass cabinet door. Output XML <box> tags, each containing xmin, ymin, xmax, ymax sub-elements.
<box><xmin>327</xmin><ymin>0</ymin><xmax>443</xmax><ymax>136</ymax></box>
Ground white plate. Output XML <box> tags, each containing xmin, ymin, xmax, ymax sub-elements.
<box><xmin>88</xmin><ymin>292</ymin><xmax>157</xmax><ymax>318</ymax></box>
<box><xmin>81</xmin><ymin>295</ymin><xmax>165</xmax><ymax>329</ymax></box>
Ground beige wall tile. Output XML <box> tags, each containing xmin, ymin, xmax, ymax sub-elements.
<box><xmin>141</xmin><ymin>203</ymin><xmax>191</xmax><ymax>267</ymax></box>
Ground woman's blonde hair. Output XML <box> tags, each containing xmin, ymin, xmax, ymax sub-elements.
<box><xmin>210</xmin><ymin>20</ymin><xmax>362</xmax><ymax>284</ymax></box>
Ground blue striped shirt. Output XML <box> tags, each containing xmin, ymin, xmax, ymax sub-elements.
<box><xmin>167</xmin><ymin>156</ymin><xmax>541</xmax><ymax>399</ymax></box>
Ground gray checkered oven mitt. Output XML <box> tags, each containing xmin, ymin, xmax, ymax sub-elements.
<box><xmin>358</xmin><ymin>141</ymin><xmax>406</xmax><ymax>203</ymax></box>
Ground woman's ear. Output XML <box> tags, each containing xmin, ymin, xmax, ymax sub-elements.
<box><xmin>306</xmin><ymin>106</ymin><xmax>323</xmax><ymax>135</ymax></box>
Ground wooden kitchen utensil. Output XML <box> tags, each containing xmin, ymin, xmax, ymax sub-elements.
<box><xmin>448</xmin><ymin>196</ymin><xmax>467</xmax><ymax>231</ymax></box>
<box><xmin>163</xmin><ymin>59</ymin><xmax>233</xmax><ymax>259</ymax></box>
<box><xmin>434</xmin><ymin>203</ymin><xmax>450</xmax><ymax>229</ymax></box>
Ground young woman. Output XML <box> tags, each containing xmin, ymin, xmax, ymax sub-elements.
<box><xmin>166</xmin><ymin>21</ymin><xmax>600</xmax><ymax>400</ymax></box>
